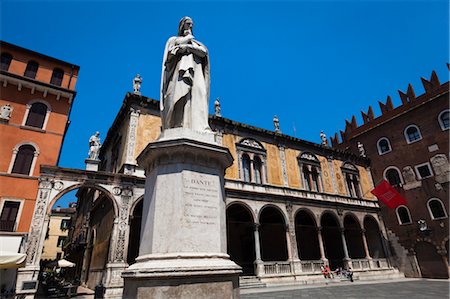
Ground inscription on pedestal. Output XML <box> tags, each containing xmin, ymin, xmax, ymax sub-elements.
<box><xmin>182</xmin><ymin>171</ymin><xmax>219</xmax><ymax>227</ymax></box>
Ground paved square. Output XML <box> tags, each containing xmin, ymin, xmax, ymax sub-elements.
<box><xmin>241</xmin><ymin>280</ymin><xmax>449</xmax><ymax>299</ymax></box>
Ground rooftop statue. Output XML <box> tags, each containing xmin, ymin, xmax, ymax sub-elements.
<box><xmin>160</xmin><ymin>16</ymin><xmax>210</xmax><ymax>132</ymax></box>
<box><xmin>88</xmin><ymin>131</ymin><xmax>101</xmax><ymax>160</ymax></box>
<box><xmin>133</xmin><ymin>74</ymin><xmax>142</xmax><ymax>95</ymax></box>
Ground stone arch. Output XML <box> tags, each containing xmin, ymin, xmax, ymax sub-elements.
<box><xmin>258</xmin><ymin>203</ymin><xmax>288</xmax><ymax>225</ymax></box>
<box><xmin>226</xmin><ymin>201</ymin><xmax>257</xmax><ymax>223</ymax></box>
<box><xmin>343</xmin><ymin>213</ymin><xmax>365</xmax><ymax>259</ymax></box>
<box><xmin>46</xmin><ymin>182</ymin><xmax>119</xmax><ymax>217</ymax></box>
<box><xmin>363</xmin><ymin>215</ymin><xmax>385</xmax><ymax>258</ymax></box>
<box><xmin>226</xmin><ymin>202</ymin><xmax>256</xmax><ymax>275</ymax></box>
<box><xmin>294</xmin><ymin>208</ymin><xmax>320</xmax><ymax>260</ymax></box>
<box><xmin>259</xmin><ymin>205</ymin><xmax>288</xmax><ymax>262</ymax></box>
<box><xmin>415</xmin><ymin>241</ymin><xmax>449</xmax><ymax>278</ymax></box>
<box><xmin>320</xmin><ymin>211</ymin><xmax>345</xmax><ymax>269</ymax></box>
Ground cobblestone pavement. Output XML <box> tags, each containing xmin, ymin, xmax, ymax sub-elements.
<box><xmin>241</xmin><ymin>279</ymin><xmax>449</xmax><ymax>299</ymax></box>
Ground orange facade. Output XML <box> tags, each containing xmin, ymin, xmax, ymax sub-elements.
<box><xmin>0</xmin><ymin>41</ymin><xmax>79</xmax><ymax>232</ymax></box>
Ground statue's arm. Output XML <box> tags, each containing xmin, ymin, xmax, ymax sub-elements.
<box><xmin>178</xmin><ymin>42</ymin><xmax>207</xmax><ymax>58</ymax></box>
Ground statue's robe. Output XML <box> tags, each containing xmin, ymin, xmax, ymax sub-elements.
<box><xmin>160</xmin><ymin>36</ymin><xmax>210</xmax><ymax>131</ymax></box>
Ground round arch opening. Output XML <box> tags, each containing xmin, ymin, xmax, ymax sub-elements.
<box><xmin>226</xmin><ymin>203</ymin><xmax>256</xmax><ymax>275</ymax></box>
<box><xmin>321</xmin><ymin>212</ymin><xmax>345</xmax><ymax>269</ymax></box>
<box><xmin>343</xmin><ymin>214</ymin><xmax>365</xmax><ymax>259</ymax></box>
<box><xmin>259</xmin><ymin>206</ymin><xmax>288</xmax><ymax>262</ymax></box>
<box><xmin>295</xmin><ymin>210</ymin><xmax>320</xmax><ymax>260</ymax></box>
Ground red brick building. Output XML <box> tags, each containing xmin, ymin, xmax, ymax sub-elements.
<box><xmin>332</xmin><ymin>70</ymin><xmax>449</xmax><ymax>278</ymax></box>
<box><xmin>0</xmin><ymin>41</ymin><xmax>79</xmax><ymax>233</ymax></box>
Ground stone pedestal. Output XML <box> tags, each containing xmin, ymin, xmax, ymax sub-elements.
<box><xmin>122</xmin><ymin>137</ymin><xmax>241</xmax><ymax>298</ymax></box>
<box><xmin>85</xmin><ymin>158</ymin><xmax>100</xmax><ymax>171</ymax></box>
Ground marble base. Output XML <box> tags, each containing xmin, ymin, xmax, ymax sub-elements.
<box><xmin>123</xmin><ymin>137</ymin><xmax>241</xmax><ymax>298</ymax></box>
<box><xmin>85</xmin><ymin>158</ymin><xmax>100</xmax><ymax>171</ymax></box>
<box><xmin>123</xmin><ymin>272</ymin><xmax>239</xmax><ymax>299</ymax></box>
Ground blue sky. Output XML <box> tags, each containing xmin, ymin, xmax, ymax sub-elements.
<box><xmin>1</xmin><ymin>1</ymin><xmax>448</xmax><ymax>206</ymax></box>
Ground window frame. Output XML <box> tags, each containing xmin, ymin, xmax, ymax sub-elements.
<box><xmin>414</xmin><ymin>162</ymin><xmax>433</xmax><ymax>180</ymax></box>
<box><xmin>427</xmin><ymin>198</ymin><xmax>448</xmax><ymax>220</ymax></box>
<box><xmin>383</xmin><ymin>166</ymin><xmax>404</xmax><ymax>186</ymax></box>
<box><xmin>404</xmin><ymin>125</ymin><xmax>422</xmax><ymax>144</ymax></box>
<box><xmin>0</xmin><ymin>198</ymin><xmax>24</xmax><ymax>232</ymax></box>
<box><xmin>50</xmin><ymin>68</ymin><xmax>64</xmax><ymax>86</ymax></box>
<box><xmin>438</xmin><ymin>110</ymin><xmax>450</xmax><ymax>131</ymax></box>
<box><xmin>7</xmin><ymin>142</ymin><xmax>40</xmax><ymax>176</ymax></box>
<box><xmin>298</xmin><ymin>152</ymin><xmax>323</xmax><ymax>192</ymax></box>
<box><xmin>21</xmin><ymin>100</ymin><xmax>51</xmax><ymax>130</ymax></box>
<box><xmin>57</xmin><ymin>236</ymin><xmax>67</xmax><ymax>247</ymax></box>
<box><xmin>377</xmin><ymin>137</ymin><xmax>392</xmax><ymax>155</ymax></box>
<box><xmin>24</xmin><ymin>60</ymin><xmax>39</xmax><ymax>79</ymax></box>
<box><xmin>0</xmin><ymin>52</ymin><xmax>13</xmax><ymax>71</ymax></box>
<box><xmin>341</xmin><ymin>162</ymin><xmax>362</xmax><ymax>198</ymax></box>
<box><xmin>236</xmin><ymin>138</ymin><xmax>267</xmax><ymax>185</ymax></box>
<box><xmin>396</xmin><ymin>205</ymin><xmax>412</xmax><ymax>225</ymax></box>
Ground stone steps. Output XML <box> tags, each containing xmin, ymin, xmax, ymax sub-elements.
<box><xmin>239</xmin><ymin>276</ymin><xmax>266</xmax><ymax>289</ymax></box>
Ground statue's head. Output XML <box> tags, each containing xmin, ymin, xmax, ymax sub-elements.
<box><xmin>95</xmin><ymin>131</ymin><xmax>100</xmax><ymax>136</ymax></box>
<box><xmin>178</xmin><ymin>16</ymin><xmax>193</xmax><ymax>36</ymax></box>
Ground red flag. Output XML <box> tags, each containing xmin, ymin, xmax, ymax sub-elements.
<box><xmin>371</xmin><ymin>180</ymin><xmax>407</xmax><ymax>209</ymax></box>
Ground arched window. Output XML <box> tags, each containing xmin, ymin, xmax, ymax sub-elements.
<box><xmin>1</xmin><ymin>53</ymin><xmax>12</xmax><ymax>71</ymax></box>
<box><xmin>11</xmin><ymin>144</ymin><xmax>37</xmax><ymax>175</ymax></box>
<box><xmin>341</xmin><ymin>162</ymin><xmax>361</xmax><ymax>198</ymax></box>
<box><xmin>237</xmin><ymin>138</ymin><xmax>267</xmax><ymax>184</ymax></box>
<box><xmin>384</xmin><ymin>167</ymin><xmax>403</xmax><ymax>186</ymax></box>
<box><xmin>25</xmin><ymin>102</ymin><xmax>48</xmax><ymax>129</ymax></box>
<box><xmin>438</xmin><ymin>110</ymin><xmax>449</xmax><ymax>130</ymax></box>
<box><xmin>427</xmin><ymin>198</ymin><xmax>447</xmax><ymax>220</ymax></box>
<box><xmin>24</xmin><ymin>60</ymin><xmax>39</xmax><ymax>79</ymax></box>
<box><xmin>253</xmin><ymin>156</ymin><xmax>262</xmax><ymax>184</ymax></box>
<box><xmin>396</xmin><ymin>206</ymin><xmax>412</xmax><ymax>225</ymax></box>
<box><xmin>242</xmin><ymin>154</ymin><xmax>251</xmax><ymax>182</ymax></box>
<box><xmin>404</xmin><ymin>125</ymin><xmax>422</xmax><ymax>144</ymax></box>
<box><xmin>50</xmin><ymin>68</ymin><xmax>64</xmax><ymax>86</ymax></box>
<box><xmin>298</xmin><ymin>152</ymin><xmax>323</xmax><ymax>192</ymax></box>
<box><xmin>377</xmin><ymin>137</ymin><xmax>392</xmax><ymax>155</ymax></box>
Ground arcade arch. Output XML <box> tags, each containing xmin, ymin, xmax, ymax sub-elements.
<box><xmin>294</xmin><ymin>209</ymin><xmax>320</xmax><ymax>260</ymax></box>
<box><xmin>226</xmin><ymin>203</ymin><xmax>256</xmax><ymax>275</ymax></box>
<box><xmin>363</xmin><ymin>216</ymin><xmax>385</xmax><ymax>258</ymax></box>
<box><xmin>320</xmin><ymin>212</ymin><xmax>345</xmax><ymax>269</ymax></box>
<box><xmin>343</xmin><ymin>214</ymin><xmax>365</xmax><ymax>259</ymax></box>
<box><xmin>259</xmin><ymin>205</ymin><xmax>288</xmax><ymax>262</ymax></box>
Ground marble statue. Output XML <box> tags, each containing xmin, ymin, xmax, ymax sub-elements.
<box><xmin>357</xmin><ymin>142</ymin><xmax>366</xmax><ymax>157</ymax></box>
<box><xmin>88</xmin><ymin>131</ymin><xmax>101</xmax><ymax>160</ymax></box>
<box><xmin>320</xmin><ymin>131</ymin><xmax>328</xmax><ymax>146</ymax></box>
<box><xmin>160</xmin><ymin>16</ymin><xmax>210</xmax><ymax>132</ymax></box>
<box><xmin>133</xmin><ymin>74</ymin><xmax>142</xmax><ymax>95</ymax></box>
<box><xmin>0</xmin><ymin>104</ymin><xmax>13</xmax><ymax>121</ymax></box>
<box><xmin>214</xmin><ymin>97</ymin><xmax>221</xmax><ymax>117</ymax></box>
<box><xmin>273</xmin><ymin>115</ymin><xmax>281</xmax><ymax>133</ymax></box>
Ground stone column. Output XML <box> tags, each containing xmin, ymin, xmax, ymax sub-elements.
<box><xmin>278</xmin><ymin>144</ymin><xmax>289</xmax><ymax>187</ymax></box>
<box><xmin>361</xmin><ymin>229</ymin><xmax>373</xmax><ymax>268</ymax></box>
<box><xmin>286</xmin><ymin>204</ymin><xmax>300</xmax><ymax>274</ymax></box>
<box><xmin>340</xmin><ymin>228</ymin><xmax>351</xmax><ymax>269</ymax></box>
<box><xmin>104</xmin><ymin>186</ymin><xmax>133</xmax><ymax>298</ymax></box>
<box><xmin>317</xmin><ymin>227</ymin><xmax>328</xmax><ymax>264</ymax></box>
<box><xmin>327</xmin><ymin>157</ymin><xmax>338</xmax><ymax>193</ymax></box>
<box><xmin>261</xmin><ymin>158</ymin><xmax>267</xmax><ymax>184</ymax></box>
<box><xmin>249</xmin><ymin>153</ymin><xmax>255</xmax><ymax>183</ymax></box>
<box><xmin>124</xmin><ymin>108</ymin><xmax>140</xmax><ymax>175</ymax></box>
<box><xmin>16</xmin><ymin>178</ymin><xmax>54</xmax><ymax>298</ymax></box>
<box><xmin>254</xmin><ymin>223</ymin><xmax>264</xmax><ymax>277</ymax></box>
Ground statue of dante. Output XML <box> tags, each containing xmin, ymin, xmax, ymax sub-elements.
<box><xmin>160</xmin><ymin>16</ymin><xmax>210</xmax><ymax>132</ymax></box>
